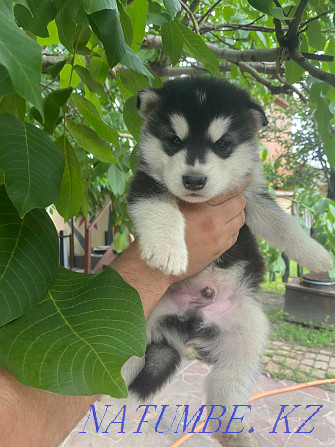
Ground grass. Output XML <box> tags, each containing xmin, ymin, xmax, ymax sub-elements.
<box><xmin>267</xmin><ymin>309</ymin><xmax>335</xmax><ymax>348</ymax></box>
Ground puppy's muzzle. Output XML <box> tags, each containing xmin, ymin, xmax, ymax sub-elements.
<box><xmin>182</xmin><ymin>175</ymin><xmax>207</xmax><ymax>191</ymax></box>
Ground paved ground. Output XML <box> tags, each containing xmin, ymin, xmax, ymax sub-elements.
<box><xmin>61</xmin><ymin>357</ymin><xmax>335</xmax><ymax>447</ymax></box>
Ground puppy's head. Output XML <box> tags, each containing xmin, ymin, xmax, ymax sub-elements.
<box><xmin>137</xmin><ymin>77</ymin><xmax>267</xmax><ymax>202</ymax></box>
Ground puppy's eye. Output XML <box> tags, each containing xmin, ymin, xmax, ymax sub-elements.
<box><xmin>216</xmin><ymin>138</ymin><xmax>227</xmax><ymax>147</ymax></box>
<box><xmin>170</xmin><ymin>136</ymin><xmax>182</xmax><ymax>146</ymax></box>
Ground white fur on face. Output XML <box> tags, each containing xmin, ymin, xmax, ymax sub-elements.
<box><xmin>170</xmin><ymin>114</ymin><xmax>189</xmax><ymax>140</ymax></box>
<box><xmin>207</xmin><ymin>116</ymin><xmax>231</xmax><ymax>142</ymax></box>
<box><xmin>162</xmin><ymin>141</ymin><xmax>258</xmax><ymax>203</ymax></box>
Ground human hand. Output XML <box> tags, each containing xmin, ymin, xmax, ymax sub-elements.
<box><xmin>175</xmin><ymin>178</ymin><xmax>250</xmax><ymax>281</ymax></box>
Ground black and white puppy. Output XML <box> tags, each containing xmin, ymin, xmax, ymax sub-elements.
<box><xmin>122</xmin><ymin>77</ymin><xmax>333</xmax><ymax>446</ymax></box>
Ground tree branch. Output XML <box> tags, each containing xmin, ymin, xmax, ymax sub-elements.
<box><xmin>179</xmin><ymin>0</ymin><xmax>200</xmax><ymax>34</ymax></box>
<box><xmin>237</xmin><ymin>62</ymin><xmax>290</xmax><ymax>94</ymax></box>
<box><xmin>285</xmin><ymin>0</ymin><xmax>335</xmax><ymax>87</ymax></box>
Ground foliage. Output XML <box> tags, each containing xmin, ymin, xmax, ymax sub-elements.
<box><xmin>267</xmin><ymin>310</ymin><xmax>335</xmax><ymax>348</ymax></box>
<box><xmin>294</xmin><ymin>189</ymin><xmax>335</xmax><ymax>280</ymax></box>
<box><xmin>1</xmin><ymin>0</ymin><xmax>335</xmax><ymax>395</ymax></box>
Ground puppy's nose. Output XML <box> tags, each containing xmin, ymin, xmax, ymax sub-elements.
<box><xmin>182</xmin><ymin>175</ymin><xmax>207</xmax><ymax>191</ymax></box>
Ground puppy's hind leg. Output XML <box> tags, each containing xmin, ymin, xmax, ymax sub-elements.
<box><xmin>196</xmin><ymin>300</ymin><xmax>268</xmax><ymax>447</ymax></box>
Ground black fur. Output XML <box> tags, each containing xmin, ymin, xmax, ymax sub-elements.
<box><xmin>129</xmin><ymin>342</ymin><xmax>181</xmax><ymax>399</ymax></box>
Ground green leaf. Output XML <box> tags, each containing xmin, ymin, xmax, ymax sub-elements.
<box><xmin>120</xmin><ymin>69</ymin><xmax>150</xmax><ymax>95</ymax></box>
<box><xmin>89</xmin><ymin>8</ymin><xmax>154</xmax><ymax>80</ymax></box>
<box><xmin>89</xmin><ymin>53</ymin><xmax>109</xmax><ymax>83</ymax></box>
<box><xmin>161</xmin><ymin>21</ymin><xmax>183</xmax><ymax>66</ymax></box>
<box><xmin>73</xmin><ymin>65</ymin><xmax>106</xmax><ymax>97</ymax></box>
<box><xmin>0</xmin><ymin>170</ymin><xmax>4</xmax><ymax>185</ymax></box>
<box><xmin>47</xmin><ymin>58</ymin><xmax>67</xmax><ymax>78</ymax></box>
<box><xmin>285</xmin><ymin>59</ymin><xmax>305</xmax><ymax>84</ymax></box>
<box><xmin>0</xmin><ymin>185</ymin><xmax>59</xmax><ymax>327</ymax></box>
<box><xmin>71</xmin><ymin>93</ymin><xmax>119</xmax><ymax>149</ymax></box>
<box><xmin>0</xmin><ymin>266</ymin><xmax>146</xmax><ymax>396</ymax></box>
<box><xmin>146</xmin><ymin>10</ymin><xmax>172</xmax><ymax>26</ymax></box>
<box><xmin>55</xmin><ymin>6</ymin><xmax>77</xmax><ymax>52</ymax></box>
<box><xmin>82</xmin><ymin>0</ymin><xmax>117</xmax><ymax>14</ymax></box>
<box><xmin>119</xmin><ymin>3</ymin><xmax>133</xmax><ymax>47</ymax></box>
<box><xmin>0</xmin><ymin>4</ymin><xmax>43</xmax><ymax>115</ymax></box>
<box><xmin>54</xmin><ymin>135</ymin><xmax>83</xmax><ymax>222</ymax></box>
<box><xmin>163</xmin><ymin>0</ymin><xmax>181</xmax><ymax>17</ymax></box>
<box><xmin>67</xmin><ymin>121</ymin><xmax>117</xmax><ymax>163</ymax></box>
<box><xmin>306</xmin><ymin>21</ymin><xmax>326</xmax><ymax>51</ymax></box>
<box><xmin>14</xmin><ymin>0</ymin><xmax>57</xmax><ymax>37</ymax></box>
<box><xmin>108</xmin><ymin>163</ymin><xmax>126</xmax><ymax>196</ymax></box>
<box><xmin>59</xmin><ymin>55</ymin><xmax>85</xmax><ymax>88</ymax></box>
<box><xmin>0</xmin><ymin>113</ymin><xmax>64</xmax><ymax>217</ymax></box>
<box><xmin>123</xmin><ymin>95</ymin><xmax>143</xmax><ymax>140</ymax></box>
<box><xmin>113</xmin><ymin>227</ymin><xmax>130</xmax><ymax>253</ymax></box>
<box><xmin>176</xmin><ymin>23</ymin><xmax>220</xmax><ymax>76</ymax></box>
<box><xmin>36</xmin><ymin>19</ymin><xmax>59</xmax><ymax>45</ymax></box>
<box><xmin>125</xmin><ymin>0</ymin><xmax>148</xmax><ymax>52</ymax></box>
<box><xmin>247</xmin><ymin>0</ymin><xmax>291</xmax><ymax>20</ymax></box>
<box><xmin>0</xmin><ymin>65</ymin><xmax>15</xmax><ymax>95</ymax></box>
<box><xmin>0</xmin><ymin>94</ymin><xmax>26</xmax><ymax>121</ymax></box>
<box><xmin>43</xmin><ymin>87</ymin><xmax>73</xmax><ymax>134</ymax></box>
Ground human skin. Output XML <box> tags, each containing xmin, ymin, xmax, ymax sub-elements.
<box><xmin>0</xmin><ymin>181</ymin><xmax>248</xmax><ymax>447</ymax></box>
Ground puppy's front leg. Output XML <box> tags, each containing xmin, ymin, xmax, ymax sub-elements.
<box><xmin>244</xmin><ymin>180</ymin><xmax>333</xmax><ymax>273</ymax></box>
<box><xmin>128</xmin><ymin>172</ymin><xmax>188</xmax><ymax>275</ymax></box>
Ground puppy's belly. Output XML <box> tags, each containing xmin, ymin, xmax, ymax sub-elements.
<box><xmin>160</xmin><ymin>268</ymin><xmax>242</xmax><ymax>324</ymax></box>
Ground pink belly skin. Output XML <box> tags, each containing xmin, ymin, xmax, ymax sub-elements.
<box><xmin>161</xmin><ymin>270</ymin><xmax>241</xmax><ymax>324</ymax></box>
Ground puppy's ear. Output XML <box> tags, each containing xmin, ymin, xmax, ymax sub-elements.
<box><xmin>137</xmin><ymin>88</ymin><xmax>161</xmax><ymax>119</ymax></box>
<box><xmin>248</xmin><ymin>102</ymin><xmax>268</xmax><ymax>132</ymax></box>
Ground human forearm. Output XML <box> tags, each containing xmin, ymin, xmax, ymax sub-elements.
<box><xmin>0</xmin><ymin>367</ymin><xmax>96</xmax><ymax>447</ymax></box>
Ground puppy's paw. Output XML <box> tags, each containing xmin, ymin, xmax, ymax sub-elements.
<box><xmin>140</xmin><ymin>237</ymin><xmax>188</xmax><ymax>275</ymax></box>
<box><xmin>298</xmin><ymin>240</ymin><xmax>333</xmax><ymax>272</ymax></box>
<box><xmin>213</xmin><ymin>423</ymin><xmax>259</xmax><ymax>447</ymax></box>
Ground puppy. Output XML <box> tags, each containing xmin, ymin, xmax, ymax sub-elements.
<box><xmin>121</xmin><ymin>77</ymin><xmax>332</xmax><ymax>446</ymax></box>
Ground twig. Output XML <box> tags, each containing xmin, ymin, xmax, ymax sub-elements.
<box><xmin>237</xmin><ymin>62</ymin><xmax>290</xmax><ymax>94</ymax></box>
<box><xmin>179</xmin><ymin>0</ymin><xmax>200</xmax><ymax>34</ymax></box>
<box><xmin>198</xmin><ymin>0</ymin><xmax>221</xmax><ymax>25</ymax></box>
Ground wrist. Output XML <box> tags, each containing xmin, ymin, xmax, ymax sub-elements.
<box><xmin>111</xmin><ymin>241</ymin><xmax>173</xmax><ymax>318</ymax></box>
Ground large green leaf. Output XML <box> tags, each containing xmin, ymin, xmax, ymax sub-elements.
<box><xmin>73</xmin><ymin>65</ymin><xmax>106</xmax><ymax>97</ymax></box>
<box><xmin>163</xmin><ymin>0</ymin><xmax>181</xmax><ymax>17</ymax></box>
<box><xmin>0</xmin><ymin>94</ymin><xmax>26</xmax><ymax>121</ymax></box>
<box><xmin>176</xmin><ymin>23</ymin><xmax>220</xmax><ymax>76</ymax></box>
<box><xmin>88</xmin><ymin>52</ymin><xmax>110</xmax><ymax>83</ymax></box>
<box><xmin>306</xmin><ymin>21</ymin><xmax>326</xmax><ymax>51</ymax></box>
<box><xmin>123</xmin><ymin>95</ymin><xmax>143</xmax><ymax>140</ymax></box>
<box><xmin>125</xmin><ymin>0</ymin><xmax>148</xmax><ymax>52</ymax></box>
<box><xmin>120</xmin><ymin>69</ymin><xmax>150</xmax><ymax>95</ymax></box>
<box><xmin>67</xmin><ymin>121</ymin><xmax>117</xmax><ymax>163</ymax></box>
<box><xmin>54</xmin><ymin>135</ymin><xmax>83</xmax><ymax>222</ymax></box>
<box><xmin>0</xmin><ymin>113</ymin><xmax>64</xmax><ymax>217</ymax></box>
<box><xmin>71</xmin><ymin>93</ymin><xmax>119</xmax><ymax>149</ymax></box>
<box><xmin>0</xmin><ymin>65</ymin><xmax>15</xmax><ymax>95</ymax></box>
<box><xmin>0</xmin><ymin>3</ymin><xmax>43</xmax><ymax>115</ymax></box>
<box><xmin>285</xmin><ymin>60</ymin><xmax>305</xmax><ymax>84</ymax></box>
<box><xmin>43</xmin><ymin>87</ymin><xmax>73</xmax><ymax>134</ymax></box>
<box><xmin>82</xmin><ymin>0</ymin><xmax>117</xmax><ymax>14</ymax></box>
<box><xmin>14</xmin><ymin>0</ymin><xmax>57</xmax><ymax>37</ymax></box>
<box><xmin>0</xmin><ymin>186</ymin><xmax>59</xmax><ymax>327</ymax></box>
<box><xmin>0</xmin><ymin>266</ymin><xmax>146</xmax><ymax>397</ymax></box>
<box><xmin>89</xmin><ymin>8</ymin><xmax>153</xmax><ymax>80</ymax></box>
<box><xmin>108</xmin><ymin>163</ymin><xmax>126</xmax><ymax>196</ymax></box>
<box><xmin>247</xmin><ymin>0</ymin><xmax>291</xmax><ymax>20</ymax></box>
<box><xmin>161</xmin><ymin>21</ymin><xmax>183</xmax><ymax>66</ymax></box>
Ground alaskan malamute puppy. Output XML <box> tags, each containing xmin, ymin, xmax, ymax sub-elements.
<box><xmin>122</xmin><ymin>77</ymin><xmax>332</xmax><ymax>446</ymax></box>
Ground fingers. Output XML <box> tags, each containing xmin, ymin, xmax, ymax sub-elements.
<box><xmin>207</xmin><ymin>175</ymin><xmax>251</xmax><ymax>207</ymax></box>
<box><xmin>212</xmin><ymin>193</ymin><xmax>246</xmax><ymax>225</ymax></box>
